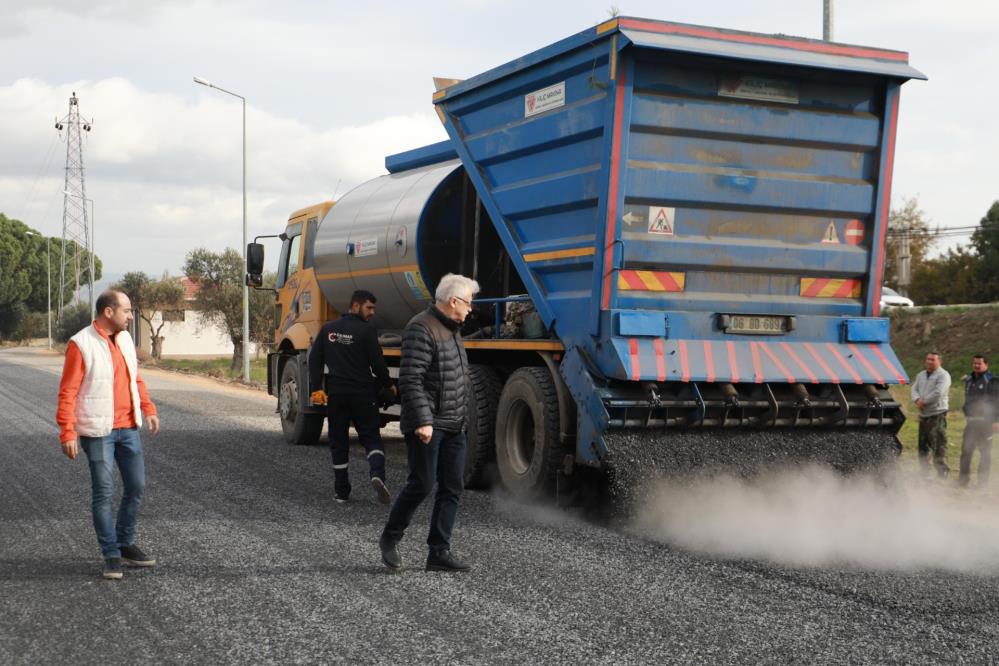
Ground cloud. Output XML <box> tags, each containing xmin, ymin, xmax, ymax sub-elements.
<box><xmin>0</xmin><ymin>77</ymin><xmax>445</xmax><ymax>275</ymax></box>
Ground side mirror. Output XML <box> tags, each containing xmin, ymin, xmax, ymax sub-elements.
<box><xmin>246</xmin><ymin>242</ymin><xmax>264</xmax><ymax>288</ymax></box>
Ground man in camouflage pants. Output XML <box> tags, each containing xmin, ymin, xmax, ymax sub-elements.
<box><xmin>911</xmin><ymin>351</ymin><xmax>951</xmax><ymax>478</ymax></box>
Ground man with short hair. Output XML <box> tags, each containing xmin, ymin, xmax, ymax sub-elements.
<box><xmin>309</xmin><ymin>289</ymin><xmax>394</xmax><ymax>504</ymax></box>
<box><xmin>958</xmin><ymin>354</ymin><xmax>999</xmax><ymax>488</ymax></box>
<box><xmin>911</xmin><ymin>351</ymin><xmax>952</xmax><ymax>479</ymax></box>
<box><xmin>379</xmin><ymin>273</ymin><xmax>478</xmax><ymax>572</ymax></box>
<box><xmin>57</xmin><ymin>290</ymin><xmax>160</xmax><ymax>580</ymax></box>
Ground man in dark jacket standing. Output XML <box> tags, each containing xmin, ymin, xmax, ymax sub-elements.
<box><xmin>379</xmin><ymin>273</ymin><xmax>479</xmax><ymax>572</ymax></box>
<box><xmin>958</xmin><ymin>354</ymin><xmax>999</xmax><ymax>488</ymax></box>
<box><xmin>309</xmin><ymin>290</ymin><xmax>394</xmax><ymax>504</ymax></box>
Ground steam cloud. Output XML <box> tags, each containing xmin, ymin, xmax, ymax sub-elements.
<box><xmin>633</xmin><ymin>466</ymin><xmax>999</xmax><ymax>573</ymax></box>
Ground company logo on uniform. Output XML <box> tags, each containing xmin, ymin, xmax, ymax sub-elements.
<box><xmin>328</xmin><ymin>332</ymin><xmax>354</xmax><ymax>345</ymax></box>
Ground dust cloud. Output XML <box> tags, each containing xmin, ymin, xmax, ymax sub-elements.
<box><xmin>632</xmin><ymin>466</ymin><xmax>999</xmax><ymax>573</ymax></box>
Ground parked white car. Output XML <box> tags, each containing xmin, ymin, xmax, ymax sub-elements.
<box><xmin>880</xmin><ymin>286</ymin><xmax>914</xmax><ymax>309</ymax></box>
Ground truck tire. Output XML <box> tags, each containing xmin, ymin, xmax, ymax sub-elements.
<box><xmin>464</xmin><ymin>364</ymin><xmax>502</xmax><ymax>489</ymax></box>
<box><xmin>278</xmin><ymin>356</ymin><xmax>324</xmax><ymax>445</ymax></box>
<box><xmin>495</xmin><ymin>366</ymin><xmax>563</xmax><ymax>498</ymax></box>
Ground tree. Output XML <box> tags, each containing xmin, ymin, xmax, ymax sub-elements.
<box><xmin>249</xmin><ymin>271</ymin><xmax>277</xmax><ymax>355</ymax></box>
<box><xmin>908</xmin><ymin>247</ymin><xmax>980</xmax><ymax>305</ymax></box>
<box><xmin>183</xmin><ymin>247</ymin><xmax>246</xmax><ymax>372</ymax></box>
<box><xmin>114</xmin><ymin>271</ymin><xmax>185</xmax><ymax>359</ymax></box>
<box><xmin>884</xmin><ymin>197</ymin><xmax>936</xmax><ymax>292</ymax></box>
<box><xmin>970</xmin><ymin>200</ymin><xmax>999</xmax><ymax>302</ymax></box>
<box><xmin>56</xmin><ymin>303</ymin><xmax>92</xmax><ymax>343</ymax></box>
<box><xmin>0</xmin><ymin>212</ymin><xmax>102</xmax><ymax>314</ymax></box>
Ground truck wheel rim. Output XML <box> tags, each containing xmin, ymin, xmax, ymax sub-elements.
<box><xmin>280</xmin><ymin>378</ymin><xmax>297</xmax><ymax>420</ymax></box>
<box><xmin>507</xmin><ymin>400</ymin><xmax>535</xmax><ymax>475</ymax></box>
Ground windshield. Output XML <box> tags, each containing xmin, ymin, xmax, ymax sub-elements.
<box><xmin>882</xmin><ymin>287</ymin><xmax>899</xmax><ymax>297</ymax></box>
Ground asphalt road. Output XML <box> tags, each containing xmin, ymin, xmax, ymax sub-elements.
<box><xmin>2</xmin><ymin>346</ymin><xmax>998</xmax><ymax>665</ymax></box>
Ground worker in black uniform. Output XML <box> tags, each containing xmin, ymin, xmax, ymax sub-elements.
<box><xmin>958</xmin><ymin>354</ymin><xmax>999</xmax><ymax>488</ymax></box>
<box><xmin>309</xmin><ymin>290</ymin><xmax>395</xmax><ymax>504</ymax></box>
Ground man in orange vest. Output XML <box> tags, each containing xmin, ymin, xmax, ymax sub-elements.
<box><xmin>56</xmin><ymin>289</ymin><xmax>160</xmax><ymax>580</ymax></box>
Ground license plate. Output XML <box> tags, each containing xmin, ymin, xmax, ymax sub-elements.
<box><xmin>727</xmin><ymin>314</ymin><xmax>788</xmax><ymax>335</ymax></box>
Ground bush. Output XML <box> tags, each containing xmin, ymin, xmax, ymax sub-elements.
<box><xmin>13</xmin><ymin>310</ymin><xmax>48</xmax><ymax>341</ymax></box>
<box><xmin>56</xmin><ymin>303</ymin><xmax>93</xmax><ymax>342</ymax></box>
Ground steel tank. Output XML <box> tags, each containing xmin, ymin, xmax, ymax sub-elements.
<box><xmin>312</xmin><ymin>160</ymin><xmax>463</xmax><ymax>330</ymax></box>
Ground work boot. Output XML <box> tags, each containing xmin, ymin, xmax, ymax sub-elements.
<box><xmin>120</xmin><ymin>544</ymin><xmax>156</xmax><ymax>567</ymax></box>
<box><xmin>379</xmin><ymin>535</ymin><xmax>402</xmax><ymax>570</ymax></box>
<box><xmin>371</xmin><ymin>477</ymin><xmax>391</xmax><ymax>505</ymax></box>
<box><xmin>426</xmin><ymin>549</ymin><xmax>470</xmax><ymax>573</ymax></box>
<box><xmin>102</xmin><ymin>557</ymin><xmax>123</xmax><ymax>580</ymax></box>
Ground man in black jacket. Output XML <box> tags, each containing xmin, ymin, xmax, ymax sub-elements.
<box><xmin>379</xmin><ymin>273</ymin><xmax>478</xmax><ymax>572</ymax></box>
<box><xmin>958</xmin><ymin>354</ymin><xmax>999</xmax><ymax>488</ymax></box>
<box><xmin>309</xmin><ymin>290</ymin><xmax>394</xmax><ymax>504</ymax></box>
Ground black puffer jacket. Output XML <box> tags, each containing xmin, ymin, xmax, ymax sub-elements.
<box><xmin>398</xmin><ymin>306</ymin><xmax>468</xmax><ymax>434</ymax></box>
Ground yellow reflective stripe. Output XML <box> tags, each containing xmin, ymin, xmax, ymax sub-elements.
<box><xmin>523</xmin><ymin>247</ymin><xmax>595</xmax><ymax>262</ymax></box>
<box><xmin>596</xmin><ymin>18</ymin><xmax>619</xmax><ymax>34</ymax></box>
<box><xmin>433</xmin><ymin>89</ymin><xmax>448</xmax><ymax>101</ymax></box>
<box><xmin>636</xmin><ymin>271</ymin><xmax>661</xmax><ymax>290</ymax></box>
<box><xmin>316</xmin><ymin>264</ymin><xmax>419</xmax><ymax>281</ymax></box>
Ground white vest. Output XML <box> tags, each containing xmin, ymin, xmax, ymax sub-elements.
<box><xmin>69</xmin><ymin>324</ymin><xmax>143</xmax><ymax>437</ymax></box>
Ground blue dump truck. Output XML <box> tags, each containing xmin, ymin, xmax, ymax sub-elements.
<box><xmin>248</xmin><ymin>17</ymin><xmax>925</xmax><ymax>499</ymax></box>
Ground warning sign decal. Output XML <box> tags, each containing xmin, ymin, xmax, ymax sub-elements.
<box><xmin>648</xmin><ymin>206</ymin><xmax>675</xmax><ymax>236</ymax></box>
<box><xmin>821</xmin><ymin>221</ymin><xmax>839</xmax><ymax>244</ymax></box>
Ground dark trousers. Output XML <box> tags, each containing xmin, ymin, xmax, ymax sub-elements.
<box><xmin>959</xmin><ymin>420</ymin><xmax>994</xmax><ymax>486</ymax></box>
<box><xmin>382</xmin><ymin>429</ymin><xmax>466</xmax><ymax>552</ymax></box>
<box><xmin>917</xmin><ymin>413</ymin><xmax>949</xmax><ymax>477</ymax></box>
<box><xmin>328</xmin><ymin>392</ymin><xmax>384</xmax><ymax>498</ymax></box>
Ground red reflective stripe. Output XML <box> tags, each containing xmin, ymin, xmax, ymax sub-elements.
<box><xmin>601</xmin><ymin>66</ymin><xmax>628</xmax><ymax>310</ymax></box>
<box><xmin>780</xmin><ymin>342</ymin><xmax>818</xmax><ymax>384</ymax></box>
<box><xmin>616</xmin><ymin>18</ymin><xmax>910</xmax><ymax>62</ymax></box>
<box><xmin>703</xmin><ymin>341</ymin><xmax>716</xmax><ymax>383</ymax></box>
<box><xmin>833</xmin><ymin>279</ymin><xmax>858</xmax><ymax>298</ymax></box>
<box><xmin>848</xmin><ymin>344</ymin><xmax>884</xmax><ymax>384</ymax></box>
<box><xmin>871</xmin><ymin>94</ymin><xmax>900</xmax><ymax>317</ymax></box>
<box><xmin>826</xmin><ymin>343</ymin><xmax>863</xmax><ymax>384</ymax></box>
<box><xmin>618</xmin><ymin>271</ymin><xmax>644</xmax><ymax>290</ymax></box>
<box><xmin>726</xmin><ymin>341</ymin><xmax>740</xmax><ymax>383</ymax></box>
<box><xmin>678</xmin><ymin>340</ymin><xmax>690</xmax><ymax>382</ymax></box>
<box><xmin>869</xmin><ymin>343</ymin><xmax>907</xmax><ymax>384</ymax></box>
<box><xmin>803</xmin><ymin>278</ymin><xmax>827</xmax><ymax>297</ymax></box>
<box><xmin>804</xmin><ymin>342</ymin><xmax>839</xmax><ymax>383</ymax></box>
<box><xmin>758</xmin><ymin>341</ymin><xmax>795</xmax><ymax>383</ymax></box>
<box><xmin>654</xmin><ymin>338</ymin><xmax>666</xmax><ymax>381</ymax></box>
<box><xmin>657</xmin><ymin>272</ymin><xmax>681</xmax><ymax>292</ymax></box>
<box><xmin>628</xmin><ymin>338</ymin><xmax>641</xmax><ymax>381</ymax></box>
<box><xmin>750</xmin><ymin>342</ymin><xmax>764</xmax><ymax>383</ymax></box>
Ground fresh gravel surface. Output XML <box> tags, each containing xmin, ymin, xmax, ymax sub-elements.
<box><xmin>2</xmin><ymin>346</ymin><xmax>997</xmax><ymax>665</ymax></box>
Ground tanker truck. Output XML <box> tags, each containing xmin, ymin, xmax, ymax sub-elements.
<box><xmin>246</xmin><ymin>16</ymin><xmax>924</xmax><ymax>499</ymax></box>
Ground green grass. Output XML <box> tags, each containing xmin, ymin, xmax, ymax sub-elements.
<box><xmin>155</xmin><ymin>357</ymin><xmax>268</xmax><ymax>384</ymax></box>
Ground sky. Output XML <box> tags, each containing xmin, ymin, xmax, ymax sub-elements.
<box><xmin>2</xmin><ymin>0</ymin><xmax>997</xmax><ymax>285</ymax></box>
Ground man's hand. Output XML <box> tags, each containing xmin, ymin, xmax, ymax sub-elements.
<box><xmin>60</xmin><ymin>439</ymin><xmax>78</xmax><ymax>460</ymax></box>
<box><xmin>147</xmin><ymin>415</ymin><xmax>160</xmax><ymax>436</ymax></box>
<box><xmin>311</xmin><ymin>389</ymin><xmax>328</xmax><ymax>406</ymax></box>
<box><xmin>915</xmin><ymin>399</ymin><xmax>926</xmax><ymax>410</ymax></box>
<box><xmin>415</xmin><ymin>424</ymin><xmax>433</xmax><ymax>444</ymax></box>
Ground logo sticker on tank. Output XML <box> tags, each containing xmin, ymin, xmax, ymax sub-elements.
<box><xmin>352</xmin><ymin>238</ymin><xmax>378</xmax><ymax>257</ymax></box>
<box><xmin>525</xmin><ymin>81</ymin><xmax>565</xmax><ymax>118</ymax></box>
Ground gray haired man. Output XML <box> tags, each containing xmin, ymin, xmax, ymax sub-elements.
<box><xmin>912</xmin><ymin>351</ymin><xmax>951</xmax><ymax>478</ymax></box>
<box><xmin>379</xmin><ymin>273</ymin><xmax>478</xmax><ymax>572</ymax></box>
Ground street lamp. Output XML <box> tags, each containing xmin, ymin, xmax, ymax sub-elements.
<box><xmin>193</xmin><ymin>75</ymin><xmax>250</xmax><ymax>382</ymax></box>
<box><xmin>62</xmin><ymin>189</ymin><xmax>96</xmax><ymax>318</ymax></box>
<box><xmin>26</xmin><ymin>230</ymin><xmax>52</xmax><ymax>349</ymax></box>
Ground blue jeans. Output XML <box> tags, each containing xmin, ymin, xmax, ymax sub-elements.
<box><xmin>79</xmin><ymin>427</ymin><xmax>146</xmax><ymax>559</ymax></box>
<box><xmin>382</xmin><ymin>429</ymin><xmax>466</xmax><ymax>552</ymax></box>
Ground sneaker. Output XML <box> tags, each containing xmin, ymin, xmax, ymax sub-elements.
<box><xmin>371</xmin><ymin>477</ymin><xmax>391</xmax><ymax>505</ymax></box>
<box><xmin>334</xmin><ymin>495</ymin><xmax>350</xmax><ymax>504</ymax></box>
<box><xmin>120</xmin><ymin>544</ymin><xmax>156</xmax><ymax>567</ymax></box>
<box><xmin>102</xmin><ymin>557</ymin><xmax>123</xmax><ymax>580</ymax></box>
<box><xmin>379</xmin><ymin>534</ymin><xmax>402</xmax><ymax>570</ymax></box>
<box><xmin>425</xmin><ymin>549</ymin><xmax>470</xmax><ymax>573</ymax></box>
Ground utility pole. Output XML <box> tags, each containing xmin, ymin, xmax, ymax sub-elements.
<box><xmin>897</xmin><ymin>229</ymin><xmax>912</xmax><ymax>297</ymax></box>
<box><xmin>823</xmin><ymin>0</ymin><xmax>834</xmax><ymax>41</ymax></box>
<box><xmin>54</xmin><ymin>92</ymin><xmax>95</xmax><ymax>319</ymax></box>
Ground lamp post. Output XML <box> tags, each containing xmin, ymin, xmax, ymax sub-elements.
<box><xmin>193</xmin><ymin>75</ymin><xmax>250</xmax><ymax>382</ymax></box>
<box><xmin>62</xmin><ymin>190</ymin><xmax>96</xmax><ymax>318</ymax></box>
<box><xmin>26</xmin><ymin>231</ymin><xmax>52</xmax><ymax>349</ymax></box>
